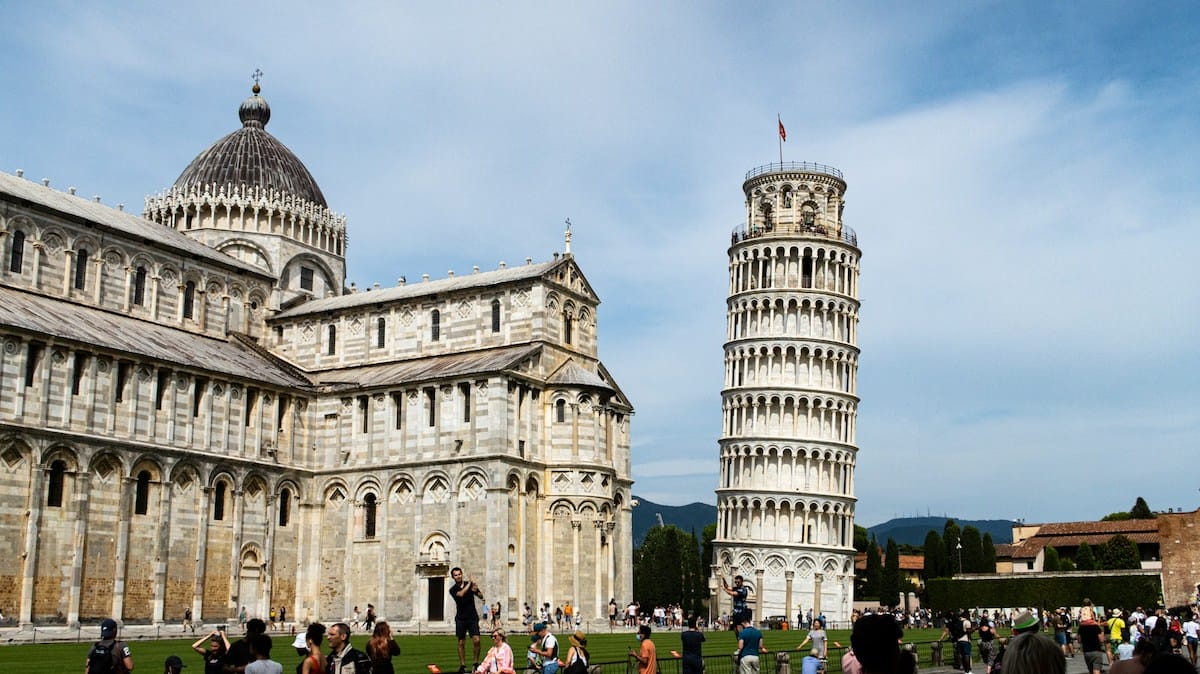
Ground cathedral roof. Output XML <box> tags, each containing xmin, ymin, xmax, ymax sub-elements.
<box><xmin>0</xmin><ymin>171</ymin><xmax>272</xmax><ymax>278</ymax></box>
<box><xmin>546</xmin><ymin>359</ymin><xmax>614</xmax><ymax>392</ymax></box>
<box><xmin>0</xmin><ymin>285</ymin><xmax>312</xmax><ymax>388</ymax></box>
<box><xmin>273</xmin><ymin>259</ymin><xmax>568</xmax><ymax>319</ymax></box>
<box><xmin>172</xmin><ymin>84</ymin><xmax>328</xmax><ymax>208</ymax></box>
<box><xmin>312</xmin><ymin>343</ymin><xmax>541</xmax><ymax>389</ymax></box>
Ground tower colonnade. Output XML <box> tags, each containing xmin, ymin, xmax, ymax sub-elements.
<box><xmin>713</xmin><ymin>162</ymin><xmax>861</xmax><ymax>624</ymax></box>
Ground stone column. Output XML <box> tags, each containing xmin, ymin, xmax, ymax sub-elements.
<box><xmin>111</xmin><ymin>475</ymin><xmax>136</xmax><ymax>620</ymax></box>
<box><xmin>813</xmin><ymin>573</ymin><xmax>823</xmax><ymax>619</ymax></box>
<box><xmin>193</xmin><ymin>482</ymin><xmax>212</xmax><ymax>618</ymax></box>
<box><xmin>152</xmin><ymin>475</ymin><xmax>173</xmax><ymax>624</ymax></box>
<box><xmin>570</xmin><ymin>519</ymin><xmax>581</xmax><ymax>613</ymax></box>
<box><xmin>784</xmin><ymin>570</ymin><xmax>795</xmax><ymax>628</ymax></box>
<box><xmin>263</xmin><ymin>494</ymin><xmax>277</xmax><ymax>620</ymax></box>
<box><xmin>754</xmin><ymin>568</ymin><xmax>764</xmax><ymax>624</ymax></box>
<box><xmin>228</xmin><ymin>487</ymin><xmax>246</xmax><ymax>619</ymax></box>
<box><xmin>18</xmin><ymin>456</ymin><xmax>46</xmax><ymax>627</ymax></box>
<box><xmin>67</xmin><ymin>471</ymin><xmax>92</xmax><ymax>626</ymax></box>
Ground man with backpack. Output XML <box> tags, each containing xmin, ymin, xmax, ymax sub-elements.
<box><xmin>941</xmin><ymin>609</ymin><xmax>973</xmax><ymax>673</ymax></box>
<box><xmin>86</xmin><ymin>618</ymin><xmax>134</xmax><ymax>674</ymax></box>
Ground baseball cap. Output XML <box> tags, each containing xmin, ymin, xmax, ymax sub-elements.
<box><xmin>533</xmin><ymin>622</ymin><xmax>547</xmax><ymax>632</ymax></box>
<box><xmin>165</xmin><ymin>655</ymin><xmax>187</xmax><ymax>669</ymax></box>
<box><xmin>100</xmin><ymin>618</ymin><xmax>118</xmax><ymax>638</ymax></box>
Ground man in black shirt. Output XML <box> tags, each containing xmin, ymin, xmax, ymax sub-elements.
<box><xmin>1078</xmin><ymin>619</ymin><xmax>1104</xmax><ymax>674</ymax></box>
<box><xmin>451</xmin><ymin>566</ymin><xmax>485</xmax><ymax>673</ymax></box>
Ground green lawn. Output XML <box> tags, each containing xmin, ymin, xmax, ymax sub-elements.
<box><xmin>0</xmin><ymin>627</ymin><xmax>949</xmax><ymax>674</ymax></box>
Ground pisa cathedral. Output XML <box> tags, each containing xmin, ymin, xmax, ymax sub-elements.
<box><xmin>0</xmin><ymin>84</ymin><xmax>633</xmax><ymax>628</ymax></box>
<box><xmin>713</xmin><ymin>163</ymin><xmax>860</xmax><ymax>623</ymax></box>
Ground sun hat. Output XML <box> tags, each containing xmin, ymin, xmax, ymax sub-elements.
<box><xmin>292</xmin><ymin>633</ymin><xmax>308</xmax><ymax>649</ymax></box>
<box><xmin>570</xmin><ymin>630</ymin><xmax>587</xmax><ymax>648</ymax></box>
<box><xmin>1012</xmin><ymin>611</ymin><xmax>1039</xmax><ymax>632</ymax></box>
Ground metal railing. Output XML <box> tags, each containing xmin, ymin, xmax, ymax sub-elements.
<box><xmin>587</xmin><ymin>638</ymin><xmax>955</xmax><ymax>674</ymax></box>
<box><xmin>731</xmin><ymin>221</ymin><xmax>858</xmax><ymax>247</ymax></box>
<box><xmin>744</xmin><ymin>163</ymin><xmax>844</xmax><ymax>181</ymax></box>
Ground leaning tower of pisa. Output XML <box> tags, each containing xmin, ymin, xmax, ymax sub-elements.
<box><xmin>712</xmin><ymin>161</ymin><xmax>861</xmax><ymax>625</ymax></box>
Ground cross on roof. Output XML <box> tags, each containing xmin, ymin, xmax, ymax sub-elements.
<box><xmin>251</xmin><ymin>68</ymin><xmax>263</xmax><ymax>86</ymax></box>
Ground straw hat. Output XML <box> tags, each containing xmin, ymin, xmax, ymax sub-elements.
<box><xmin>570</xmin><ymin>630</ymin><xmax>588</xmax><ymax>648</ymax></box>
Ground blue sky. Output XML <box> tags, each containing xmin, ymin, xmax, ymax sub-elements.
<box><xmin>3</xmin><ymin>2</ymin><xmax>1198</xmax><ymax>526</ymax></box>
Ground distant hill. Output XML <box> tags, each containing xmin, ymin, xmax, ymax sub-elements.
<box><xmin>630</xmin><ymin>505</ymin><xmax>1013</xmax><ymax>549</ymax></box>
<box><xmin>866</xmin><ymin>517</ymin><xmax>1014</xmax><ymax>547</ymax></box>
<box><xmin>632</xmin><ymin>497</ymin><xmax>717</xmax><ymax>546</ymax></box>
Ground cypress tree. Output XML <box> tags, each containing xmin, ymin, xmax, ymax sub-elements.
<box><xmin>960</xmin><ymin>526</ymin><xmax>984</xmax><ymax>573</ymax></box>
<box><xmin>1076</xmin><ymin>542</ymin><xmax>1096</xmax><ymax>570</ymax></box>
<box><xmin>882</xmin><ymin>538</ymin><xmax>901</xmax><ymax>608</ymax></box>
<box><xmin>924</xmin><ymin>530</ymin><xmax>945</xmax><ymax>579</ymax></box>
<box><xmin>943</xmin><ymin>519</ymin><xmax>962</xmax><ymax>575</ymax></box>
<box><xmin>1043</xmin><ymin>546</ymin><xmax>1060</xmax><ymax>572</ymax></box>
<box><xmin>982</xmin><ymin>532</ymin><xmax>997</xmax><ymax>573</ymax></box>
<box><xmin>864</xmin><ymin>535</ymin><xmax>883</xmax><ymax>597</ymax></box>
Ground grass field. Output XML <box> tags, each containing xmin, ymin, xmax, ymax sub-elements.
<box><xmin>0</xmin><ymin>627</ymin><xmax>949</xmax><ymax>673</ymax></box>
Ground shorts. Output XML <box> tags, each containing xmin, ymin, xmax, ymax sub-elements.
<box><xmin>1084</xmin><ymin>650</ymin><xmax>1105</xmax><ymax>673</ymax></box>
<box><xmin>456</xmin><ymin>617</ymin><xmax>481</xmax><ymax>639</ymax></box>
<box><xmin>731</xmin><ymin>609</ymin><xmax>752</xmax><ymax>628</ymax></box>
<box><xmin>1055</xmin><ymin>631</ymin><xmax>1068</xmax><ymax>645</ymax></box>
<box><xmin>1188</xmin><ymin>636</ymin><xmax>1199</xmax><ymax>647</ymax></box>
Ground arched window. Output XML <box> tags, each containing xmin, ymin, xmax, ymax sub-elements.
<box><xmin>555</xmin><ymin>399</ymin><xmax>566</xmax><ymax>423</ymax></box>
<box><xmin>364</xmin><ymin>493</ymin><xmax>377</xmax><ymax>539</ymax></box>
<box><xmin>491</xmin><ymin>299</ymin><xmax>501</xmax><ymax>333</ymax></box>
<box><xmin>46</xmin><ymin>460</ymin><xmax>66</xmax><ymax>507</ymax></box>
<box><xmin>563</xmin><ymin>312</ymin><xmax>573</xmax><ymax>345</ymax></box>
<box><xmin>376</xmin><ymin>317</ymin><xmax>386</xmax><ymax>348</ymax></box>
<box><xmin>132</xmin><ymin>266</ymin><xmax>147</xmax><ymax>306</ymax></box>
<box><xmin>9</xmin><ymin>230</ymin><xmax>25</xmax><ymax>273</ymax></box>
<box><xmin>278</xmin><ymin>488</ymin><xmax>291</xmax><ymax>527</ymax></box>
<box><xmin>182</xmin><ymin>281</ymin><xmax>196</xmax><ymax>319</ymax></box>
<box><xmin>327</xmin><ymin>325</ymin><xmax>337</xmax><ymax>355</ymax></box>
<box><xmin>431</xmin><ymin>309</ymin><xmax>440</xmax><ymax>341</ymax></box>
<box><xmin>214</xmin><ymin>482</ymin><xmax>227</xmax><ymax>521</ymax></box>
<box><xmin>134</xmin><ymin>470</ymin><xmax>151</xmax><ymax>515</ymax></box>
<box><xmin>73</xmin><ymin>248</ymin><xmax>89</xmax><ymax>290</ymax></box>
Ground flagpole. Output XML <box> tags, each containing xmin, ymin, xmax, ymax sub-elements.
<box><xmin>778</xmin><ymin>114</ymin><xmax>783</xmax><ymax>166</ymax></box>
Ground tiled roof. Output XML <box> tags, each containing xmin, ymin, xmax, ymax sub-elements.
<box><xmin>275</xmin><ymin>260</ymin><xmax>568</xmax><ymax>318</ymax></box>
<box><xmin>1009</xmin><ymin>519</ymin><xmax>1160</xmax><ymax>559</ymax></box>
<box><xmin>853</xmin><ymin>553</ymin><xmax>925</xmax><ymax>572</ymax></box>
<box><xmin>0</xmin><ymin>171</ymin><xmax>271</xmax><ymax>278</ymax></box>
<box><xmin>0</xmin><ymin>285</ymin><xmax>311</xmax><ymax>388</ymax></box>
<box><xmin>312</xmin><ymin>344</ymin><xmax>541</xmax><ymax>389</ymax></box>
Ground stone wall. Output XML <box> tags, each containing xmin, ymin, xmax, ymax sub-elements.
<box><xmin>1158</xmin><ymin>510</ymin><xmax>1200</xmax><ymax>607</ymax></box>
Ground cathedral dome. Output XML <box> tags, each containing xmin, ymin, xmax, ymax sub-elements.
<box><xmin>172</xmin><ymin>84</ymin><xmax>327</xmax><ymax>207</ymax></box>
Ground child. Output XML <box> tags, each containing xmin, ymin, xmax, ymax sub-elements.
<box><xmin>245</xmin><ymin>633</ymin><xmax>282</xmax><ymax>674</ymax></box>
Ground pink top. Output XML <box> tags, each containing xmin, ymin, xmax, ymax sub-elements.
<box><xmin>477</xmin><ymin>642</ymin><xmax>516</xmax><ymax>674</ymax></box>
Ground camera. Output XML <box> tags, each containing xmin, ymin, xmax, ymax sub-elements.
<box><xmin>217</xmin><ymin>624</ymin><xmax>227</xmax><ymax>632</ymax></box>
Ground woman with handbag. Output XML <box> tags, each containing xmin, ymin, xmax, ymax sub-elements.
<box><xmin>565</xmin><ymin>631</ymin><xmax>590</xmax><ymax>674</ymax></box>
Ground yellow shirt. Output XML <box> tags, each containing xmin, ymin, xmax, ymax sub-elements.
<box><xmin>1109</xmin><ymin>618</ymin><xmax>1125</xmax><ymax>642</ymax></box>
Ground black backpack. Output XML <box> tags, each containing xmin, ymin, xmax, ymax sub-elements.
<box><xmin>87</xmin><ymin>639</ymin><xmax>120</xmax><ymax>674</ymax></box>
<box><xmin>947</xmin><ymin>617</ymin><xmax>965</xmax><ymax>640</ymax></box>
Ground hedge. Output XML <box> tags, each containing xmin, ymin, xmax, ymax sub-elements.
<box><xmin>925</xmin><ymin>572</ymin><xmax>1162</xmax><ymax>611</ymax></box>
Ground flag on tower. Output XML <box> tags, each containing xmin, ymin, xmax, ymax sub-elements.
<box><xmin>778</xmin><ymin>116</ymin><xmax>787</xmax><ymax>142</ymax></box>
